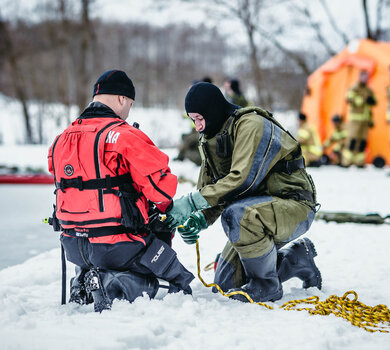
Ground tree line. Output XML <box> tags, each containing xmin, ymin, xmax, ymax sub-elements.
<box><xmin>1</xmin><ymin>0</ymin><xmax>389</xmax><ymax>144</ymax></box>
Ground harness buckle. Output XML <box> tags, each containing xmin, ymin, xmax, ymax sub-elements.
<box><xmin>77</xmin><ymin>176</ymin><xmax>83</xmax><ymax>191</ymax></box>
<box><xmin>59</xmin><ymin>178</ymin><xmax>66</xmax><ymax>193</ymax></box>
<box><xmin>105</xmin><ymin>175</ymin><xmax>112</xmax><ymax>189</ymax></box>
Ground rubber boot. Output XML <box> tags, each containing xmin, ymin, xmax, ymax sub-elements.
<box><xmin>84</xmin><ymin>268</ymin><xmax>112</xmax><ymax>313</ymax></box>
<box><xmin>228</xmin><ymin>245</ymin><xmax>283</xmax><ymax>303</ymax></box>
<box><xmin>101</xmin><ymin>270</ymin><xmax>162</xmax><ymax>303</ymax></box>
<box><xmin>277</xmin><ymin>238</ymin><xmax>322</xmax><ymax>289</ymax></box>
<box><xmin>69</xmin><ymin>267</ymin><xmax>93</xmax><ymax>305</ymax></box>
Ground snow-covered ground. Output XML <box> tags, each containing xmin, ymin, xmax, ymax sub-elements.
<box><xmin>0</xmin><ymin>98</ymin><xmax>389</xmax><ymax>349</ymax></box>
<box><xmin>1</xmin><ymin>152</ymin><xmax>390</xmax><ymax>349</ymax></box>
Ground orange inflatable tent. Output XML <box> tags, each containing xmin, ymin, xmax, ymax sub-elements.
<box><xmin>301</xmin><ymin>39</ymin><xmax>390</xmax><ymax>164</ymax></box>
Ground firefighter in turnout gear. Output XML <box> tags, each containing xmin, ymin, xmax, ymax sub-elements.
<box><xmin>297</xmin><ymin>113</ymin><xmax>323</xmax><ymax>167</ymax></box>
<box><xmin>342</xmin><ymin>70</ymin><xmax>377</xmax><ymax>167</ymax></box>
<box><xmin>323</xmin><ymin>114</ymin><xmax>347</xmax><ymax>165</ymax></box>
<box><xmin>165</xmin><ymin>82</ymin><xmax>321</xmax><ymax>303</ymax></box>
<box><xmin>48</xmin><ymin>70</ymin><xmax>194</xmax><ymax>310</ymax></box>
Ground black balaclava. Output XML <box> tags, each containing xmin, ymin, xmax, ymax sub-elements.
<box><xmin>185</xmin><ymin>82</ymin><xmax>238</xmax><ymax>138</ymax></box>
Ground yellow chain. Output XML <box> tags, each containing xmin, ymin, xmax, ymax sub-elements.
<box><xmin>196</xmin><ymin>240</ymin><xmax>390</xmax><ymax>332</ymax></box>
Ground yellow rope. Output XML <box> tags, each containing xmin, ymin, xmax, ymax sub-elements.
<box><xmin>280</xmin><ymin>291</ymin><xmax>390</xmax><ymax>333</ymax></box>
<box><xmin>203</xmin><ymin>261</ymin><xmax>215</xmax><ymax>271</ymax></box>
<box><xmin>195</xmin><ymin>240</ymin><xmax>273</xmax><ymax>309</ymax></box>
<box><xmin>196</xmin><ymin>240</ymin><xmax>390</xmax><ymax>333</ymax></box>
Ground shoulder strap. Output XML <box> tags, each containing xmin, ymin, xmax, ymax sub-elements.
<box><xmin>233</xmin><ymin>107</ymin><xmax>296</xmax><ymax>140</ymax></box>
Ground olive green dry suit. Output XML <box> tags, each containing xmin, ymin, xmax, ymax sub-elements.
<box><xmin>197</xmin><ymin>106</ymin><xmax>319</xmax><ymax>301</ymax></box>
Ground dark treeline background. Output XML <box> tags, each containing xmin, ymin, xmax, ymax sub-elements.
<box><xmin>0</xmin><ymin>19</ymin><xmax>228</xmax><ymax>114</ymax></box>
<box><xmin>1</xmin><ymin>0</ymin><xmax>389</xmax><ymax>144</ymax></box>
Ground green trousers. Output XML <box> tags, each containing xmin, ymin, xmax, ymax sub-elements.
<box><xmin>214</xmin><ymin>195</ymin><xmax>315</xmax><ymax>290</ymax></box>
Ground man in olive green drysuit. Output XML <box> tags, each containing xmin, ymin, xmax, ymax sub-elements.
<box><xmin>166</xmin><ymin>82</ymin><xmax>322</xmax><ymax>303</ymax></box>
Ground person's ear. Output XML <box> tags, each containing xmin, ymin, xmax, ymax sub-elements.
<box><xmin>118</xmin><ymin>95</ymin><xmax>125</xmax><ymax>106</ymax></box>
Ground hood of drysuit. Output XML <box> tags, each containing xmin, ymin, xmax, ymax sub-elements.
<box><xmin>185</xmin><ymin>82</ymin><xmax>238</xmax><ymax>138</ymax></box>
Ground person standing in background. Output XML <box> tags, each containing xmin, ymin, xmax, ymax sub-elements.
<box><xmin>323</xmin><ymin>114</ymin><xmax>347</xmax><ymax>166</ymax></box>
<box><xmin>342</xmin><ymin>70</ymin><xmax>377</xmax><ymax>167</ymax></box>
<box><xmin>224</xmin><ymin>78</ymin><xmax>249</xmax><ymax>107</ymax></box>
<box><xmin>297</xmin><ymin>113</ymin><xmax>323</xmax><ymax>167</ymax></box>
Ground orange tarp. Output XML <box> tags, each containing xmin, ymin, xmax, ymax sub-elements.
<box><xmin>301</xmin><ymin>39</ymin><xmax>390</xmax><ymax>164</ymax></box>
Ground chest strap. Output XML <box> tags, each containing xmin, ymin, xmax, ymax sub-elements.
<box><xmin>57</xmin><ymin>173</ymin><xmax>131</xmax><ymax>192</ymax></box>
<box><xmin>270</xmin><ymin>158</ymin><xmax>305</xmax><ymax>175</ymax></box>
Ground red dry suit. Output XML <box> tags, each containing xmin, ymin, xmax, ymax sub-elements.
<box><xmin>48</xmin><ymin>102</ymin><xmax>177</xmax><ymax>248</ymax></box>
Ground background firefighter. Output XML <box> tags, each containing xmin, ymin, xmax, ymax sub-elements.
<box><xmin>297</xmin><ymin>113</ymin><xmax>323</xmax><ymax>167</ymax></box>
<box><xmin>342</xmin><ymin>70</ymin><xmax>377</xmax><ymax>167</ymax></box>
<box><xmin>165</xmin><ymin>82</ymin><xmax>321</xmax><ymax>303</ymax></box>
<box><xmin>48</xmin><ymin>70</ymin><xmax>194</xmax><ymax>310</ymax></box>
<box><xmin>323</xmin><ymin>114</ymin><xmax>347</xmax><ymax>166</ymax></box>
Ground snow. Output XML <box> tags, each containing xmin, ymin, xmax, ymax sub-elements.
<box><xmin>1</xmin><ymin>159</ymin><xmax>390</xmax><ymax>349</ymax></box>
<box><xmin>1</xmin><ymin>98</ymin><xmax>390</xmax><ymax>349</ymax></box>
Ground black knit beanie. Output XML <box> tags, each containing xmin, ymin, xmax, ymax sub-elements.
<box><xmin>185</xmin><ymin>82</ymin><xmax>238</xmax><ymax>138</ymax></box>
<box><xmin>93</xmin><ymin>70</ymin><xmax>135</xmax><ymax>100</ymax></box>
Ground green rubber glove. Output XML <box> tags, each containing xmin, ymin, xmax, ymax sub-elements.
<box><xmin>165</xmin><ymin>191</ymin><xmax>210</xmax><ymax>228</ymax></box>
<box><xmin>177</xmin><ymin>211</ymin><xmax>208</xmax><ymax>244</ymax></box>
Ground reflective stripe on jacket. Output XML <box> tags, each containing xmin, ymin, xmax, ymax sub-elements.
<box><xmin>297</xmin><ymin>122</ymin><xmax>322</xmax><ymax>156</ymax></box>
<box><xmin>346</xmin><ymin>83</ymin><xmax>376</xmax><ymax>122</ymax></box>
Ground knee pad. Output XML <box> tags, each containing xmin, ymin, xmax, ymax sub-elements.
<box><xmin>139</xmin><ymin>238</ymin><xmax>177</xmax><ymax>276</ymax></box>
<box><xmin>139</xmin><ymin>238</ymin><xmax>194</xmax><ymax>291</ymax></box>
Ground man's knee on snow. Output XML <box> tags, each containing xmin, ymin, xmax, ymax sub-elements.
<box><xmin>102</xmin><ymin>270</ymin><xmax>160</xmax><ymax>303</ymax></box>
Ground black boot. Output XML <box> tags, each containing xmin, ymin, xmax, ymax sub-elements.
<box><xmin>277</xmin><ymin>238</ymin><xmax>322</xmax><ymax>289</ymax></box>
<box><xmin>228</xmin><ymin>245</ymin><xmax>283</xmax><ymax>303</ymax></box>
<box><xmin>69</xmin><ymin>267</ymin><xmax>93</xmax><ymax>305</ymax></box>
<box><xmin>84</xmin><ymin>268</ymin><xmax>112</xmax><ymax>313</ymax></box>
<box><xmin>102</xmin><ymin>270</ymin><xmax>161</xmax><ymax>302</ymax></box>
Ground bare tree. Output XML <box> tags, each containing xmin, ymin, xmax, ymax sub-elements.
<box><xmin>0</xmin><ymin>12</ymin><xmax>33</xmax><ymax>143</ymax></box>
<box><xmin>76</xmin><ymin>0</ymin><xmax>94</xmax><ymax>112</ymax></box>
<box><xmin>365</xmin><ymin>0</ymin><xmax>390</xmax><ymax>40</ymax></box>
<box><xmin>317</xmin><ymin>0</ymin><xmax>350</xmax><ymax>45</ymax></box>
<box><xmin>362</xmin><ymin>0</ymin><xmax>373</xmax><ymax>39</ymax></box>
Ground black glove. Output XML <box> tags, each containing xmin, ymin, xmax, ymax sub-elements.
<box><xmin>146</xmin><ymin>209</ymin><xmax>175</xmax><ymax>246</ymax></box>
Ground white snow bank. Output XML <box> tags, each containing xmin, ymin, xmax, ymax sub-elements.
<box><xmin>1</xmin><ymin>165</ymin><xmax>390</xmax><ymax>349</ymax></box>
